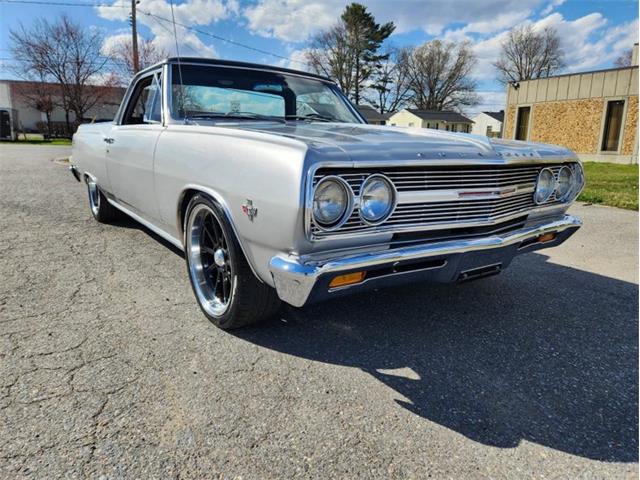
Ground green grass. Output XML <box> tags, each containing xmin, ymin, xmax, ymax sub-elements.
<box><xmin>578</xmin><ymin>162</ymin><xmax>639</xmax><ymax>210</ymax></box>
<box><xmin>0</xmin><ymin>137</ymin><xmax>71</xmax><ymax>145</ymax></box>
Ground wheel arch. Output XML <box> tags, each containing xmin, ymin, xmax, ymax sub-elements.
<box><xmin>83</xmin><ymin>171</ymin><xmax>97</xmax><ymax>183</ymax></box>
<box><xmin>177</xmin><ymin>185</ymin><xmax>264</xmax><ymax>283</ymax></box>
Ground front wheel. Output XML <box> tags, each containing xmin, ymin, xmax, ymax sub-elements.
<box><xmin>184</xmin><ymin>194</ymin><xmax>280</xmax><ymax>329</ymax></box>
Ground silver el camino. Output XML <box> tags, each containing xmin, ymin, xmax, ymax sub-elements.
<box><xmin>70</xmin><ymin>57</ymin><xmax>584</xmax><ymax>329</ymax></box>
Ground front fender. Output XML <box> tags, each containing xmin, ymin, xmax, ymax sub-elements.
<box><xmin>154</xmin><ymin>127</ymin><xmax>310</xmax><ymax>287</ymax></box>
<box><xmin>176</xmin><ymin>184</ymin><xmax>266</xmax><ymax>283</ymax></box>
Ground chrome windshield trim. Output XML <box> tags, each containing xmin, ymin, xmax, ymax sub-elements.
<box><xmin>164</xmin><ymin>62</ymin><xmax>362</xmax><ymax>125</ymax></box>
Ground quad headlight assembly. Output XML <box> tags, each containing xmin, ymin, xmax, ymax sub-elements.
<box><xmin>312</xmin><ymin>173</ymin><xmax>398</xmax><ymax>231</ymax></box>
<box><xmin>534</xmin><ymin>163</ymin><xmax>585</xmax><ymax>205</ymax></box>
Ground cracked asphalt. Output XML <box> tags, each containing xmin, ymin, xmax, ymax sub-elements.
<box><xmin>0</xmin><ymin>144</ymin><xmax>638</xmax><ymax>479</ymax></box>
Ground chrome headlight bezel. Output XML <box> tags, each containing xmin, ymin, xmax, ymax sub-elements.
<box><xmin>312</xmin><ymin>175</ymin><xmax>354</xmax><ymax>231</ymax></box>
<box><xmin>571</xmin><ymin>162</ymin><xmax>586</xmax><ymax>199</ymax></box>
<box><xmin>358</xmin><ymin>174</ymin><xmax>397</xmax><ymax>225</ymax></box>
<box><xmin>534</xmin><ymin>167</ymin><xmax>556</xmax><ymax>205</ymax></box>
<box><xmin>555</xmin><ymin>165</ymin><xmax>574</xmax><ymax>202</ymax></box>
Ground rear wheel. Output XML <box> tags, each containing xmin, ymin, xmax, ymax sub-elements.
<box><xmin>86</xmin><ymin>177</ymin><xmax>120</xmax><ymax>223</ymax></box>
<box><xmin>184</xmin><ymin>194</ymin><xmax>280</xmax><ymax>329</ymax></box>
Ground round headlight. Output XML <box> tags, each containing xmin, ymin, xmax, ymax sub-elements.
<box><xmin>573</xmin><ymin>163</ymin><xmax>585</xmax><ymax>196</ymax></box>
<box><xmin>359</xmin><ymin>175</ymin><xmax>396</xmax><ymax>224</ymax></box>
<box><xmin>313</xmin><ymin>177</ymin><xmax>351</xmax><ymax>228</ymax></box>
<box><xmin>535</xmin><ymin>168</ymin><xmax>556</xmax><ymax>204</ymax></box>
<box><xmin>555</xmin><ymin>166</ymin><xmax>573</xmax><ymax>201</ymax></box>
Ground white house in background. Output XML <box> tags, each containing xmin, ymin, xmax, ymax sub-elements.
<box><xmin>356</xmin><ymin>104</ymin><xmax>388</xmax><ymax>125</ymax></box>
<box><xmin>471</xmin><ymin>111</ymin><xmax>504</xmax><ymax>138</ymax></box>
<box><xmin>387</xmin><ymin>108</ymin><xmax>473</xmax><ymax>132</ymax></box>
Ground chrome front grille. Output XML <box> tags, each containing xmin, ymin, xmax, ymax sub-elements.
<box><xmin>388</xmin><ymin>193</ymin><xmax>535</xmax><ymax>225</ymax></box>
<box><xmin>310</xmin><ymin>164</ymin><xmax>570</xmax><ymax>239</ymax></box>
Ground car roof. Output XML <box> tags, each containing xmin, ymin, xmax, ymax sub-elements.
<box><xmin>138</xmin><ymin>57</ymin><xmax>333</xmax><ymax>83</ymax></box>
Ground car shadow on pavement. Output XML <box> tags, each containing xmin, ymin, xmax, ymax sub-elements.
<box><xmin>235</xmin><ymin>252</ymin><xmax>639</xmax><ymax>463</ymax></box>
<box><xmin>112</xmin><ymin>216</ymin><xmax>185</xmax><ymax>257</ymax></box>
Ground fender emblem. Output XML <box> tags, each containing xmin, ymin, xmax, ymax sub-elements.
<box><xmin>242</xmin><ymin>199</ymin><xmax>258</xmax><ymax>221</ymax></box>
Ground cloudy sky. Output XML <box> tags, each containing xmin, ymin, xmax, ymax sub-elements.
<box><xmin>1</xmin><ymin>0</ymin><xmax>638</xmax><ymax>115</ymax></box>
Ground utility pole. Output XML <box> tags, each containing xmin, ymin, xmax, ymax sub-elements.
<box><xmin>130</xmin><ymin>0</ymin><xmax>140</xmax><ymax>73</ymax></box>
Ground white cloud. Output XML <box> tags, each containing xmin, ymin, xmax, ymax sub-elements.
<box><xmin>276</xmin><ymin>47</ymin><xmax>312</xmax><ymax>70</ymax></box>
<box><xmin>242</xmin><ymin>0</ymin><xmax>549</xmax><ymax>42</ymax></box>
<box><xmin>96</xmin><ymin>0</ymin><xmax>238</xmax><ymax>56</ymax></box>
<box><xmin>454</xmin><ymin>11</ymin><xmax>638</xmax><ymax>82</ymax></box>
<box><xmin>540</xmin><ymin>0</ymin><xmax>566</xmax><ymax>16</ymax></box>
<box><xmin>244</xmin><ymin>0</ymin><xmax>337</xmax><ymax>42</ymax></box>
<box><xmin>474</xmin><ymin>11</ymin><xmax>532</xmax><ymax>34</ymax></box>
<box><xmin>366</xmin><ymin>0</ymin><xmax>546</xmax><ymax>36</ymax></box>
<box><xmin>466</xmin><ymin>91</ymin><xmax>507</xmax><ymax>118</ymax></box>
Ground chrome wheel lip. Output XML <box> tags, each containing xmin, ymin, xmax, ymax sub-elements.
<box><xmin>186</xmin><ymin>203</ymin><xmax>235</xmax><ymax>318</ymax></box>
<box><xmin>87</xmin><ymin>180</ymin><xmax>100</xmax><ymax>216</ymax></box>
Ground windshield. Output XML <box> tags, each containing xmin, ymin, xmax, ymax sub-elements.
<box><xmin>170</xmin><ymin>64</ymin><xmax>362</xmax><ymax>123</ymax></box>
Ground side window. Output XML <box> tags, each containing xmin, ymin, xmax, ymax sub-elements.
<box><xmin>123</xmin><ymin>73</ymin><xmax>162</xmax><ymax>125</ymax></box>
<box><xmin>144</xmin><ymin>74</ymin><xmax>162</xmax><ymax>123</ymax></box>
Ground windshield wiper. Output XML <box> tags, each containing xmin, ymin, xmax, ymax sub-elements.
<box><xmin>285</xmin><ymin>113</ymin><xmax>334</xmax><ymax>123</ymax></box>
<box><xmin>186</xmin><ymin>112</ymin><xmax>286</xmax><ymax>124</ymax></box>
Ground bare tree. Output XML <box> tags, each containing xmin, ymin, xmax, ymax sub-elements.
<box><xmin>366</xmin><ymin>46</ymin><xmax>412</xmax><ymax>114</ymax></box>
<box><xmin>403</xmin><ymin>40</ymin><xmax>478</xmax><ymax>111</ymax></box>
<box><xmin>307</xmin><ymin>25</ymin><xmax>353</xmax><ymax>98</ymax></box>
<box><xmin>107</xmin><ymin>36</ymin><xmax>168</xmax><ymax>84</ymax></box>
<box><xmin>494</xmin><ymin>25</ymin><xmax>564</xmax><ymax>83</ymax></box>
<box><xmin>306</xmin><ymin>2</ymin><xmax>394</xmax><ymax>104</ymax></box>
<box><xmin>10</xmin><ymin>16</ymin><xmax>114</xmax><ymax>124</ymax></box>
<box><xmin>614</xmin><ymin>49</ymin><xmax>633</xmax><ymax>67</ymax></box>
<box><xmin>11</xmin><ymin>68</ymin><xmax>56</xmax><ymax>137</ymax></box>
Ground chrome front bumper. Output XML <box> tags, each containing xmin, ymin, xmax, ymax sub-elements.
<box><xmin>269</xmin><ymin>215</ymin><xmax>582</xmax><ymax>307</ymax></box>
<box><xmin>69</xmin><ymin>164</ymin><xmax>82</xmax><ymax>182</ymax></box>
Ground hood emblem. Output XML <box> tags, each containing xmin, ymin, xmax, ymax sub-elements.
<box><xmin>242</xmin><ymin>199</ymin><xmax>258</xmax><ymax>221</ymax></box>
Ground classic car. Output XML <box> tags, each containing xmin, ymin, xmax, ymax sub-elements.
<box><xmin>70</xmin><ymin>57</ymin><xmax>584</xmax><ymax>329</ymax></box>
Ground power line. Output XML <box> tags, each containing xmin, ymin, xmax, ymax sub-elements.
<box><xmin>137</xmin><ymin>9</ymin><xmax>305</xmax><ymax>65</ymax></box>
<box><xmin>0</xmin><ymin>56</ymin><xmax>130</xmax><ymax>66</ymax></box>
<box><xmin>0</xmin><ymin>0</ymin><xmax>126</xmax><ymax>7</ymax></box>
<box><xmin>0</xmin><ymin>0</ymin><xmax>307</xmax><ymax>66</ymax></box>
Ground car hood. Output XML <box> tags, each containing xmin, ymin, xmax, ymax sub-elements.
<box><xmin>233</xmin><ymin>122</ymin><xmax>577</xmax><ymax>164</ymax></box>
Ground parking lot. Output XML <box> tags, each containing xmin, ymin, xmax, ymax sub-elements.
<box><xmin>0</xmin><ymin>144</ymin><xmax>638</xmax><ymax>478</ymax></box>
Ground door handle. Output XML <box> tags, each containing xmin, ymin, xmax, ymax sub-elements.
<box><xmin>103</xmin><ymin>137</ymin><xmax>114</xmax><ymax>144</ymax></box>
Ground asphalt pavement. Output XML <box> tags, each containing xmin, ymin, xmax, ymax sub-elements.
<box><xmin>0</xmin><ymin>144</ymin><xmax>637</xmax><ymax>479</ymax></box>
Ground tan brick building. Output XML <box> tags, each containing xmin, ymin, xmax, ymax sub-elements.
<box><xmin>503</xmin><ymin>44</ymin><xmax>638</xmax><ymax>164</ymax></box>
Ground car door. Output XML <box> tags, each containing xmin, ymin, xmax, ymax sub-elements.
<box><xmin>105</xmin><ymin>70</ymin><xmax>164</xmax><ymax>221</ymax></box>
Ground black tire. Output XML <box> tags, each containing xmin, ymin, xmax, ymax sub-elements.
<box><xmin>86</xmin><ymin>177</ymin><xmax>121</xmax><ymax>223</ymax></box>
<box><xmin>184</xmin><ymin>194</ymin><xmax>281</xmax><ymax>329</ymax></box>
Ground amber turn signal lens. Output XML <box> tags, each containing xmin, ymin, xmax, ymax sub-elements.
<box><xmin>538</xmin><ymin>232</ymin><xmax>557</xmax><ymax>243</ymax></box>
<box><xmin>329</xmin><ymin>271</ymin><xmax>366</xmax><ymax>288</ymax></box>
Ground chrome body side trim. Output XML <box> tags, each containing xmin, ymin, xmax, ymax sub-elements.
<box><xmin>106</xmin><ymin>197</ymin><xmax>184</xmax><ymax>250</ymax></box>
<box><xmin>271</xmin><ymin>214</ymin><xmax>582</xmax><ymax>307</ymax></box>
